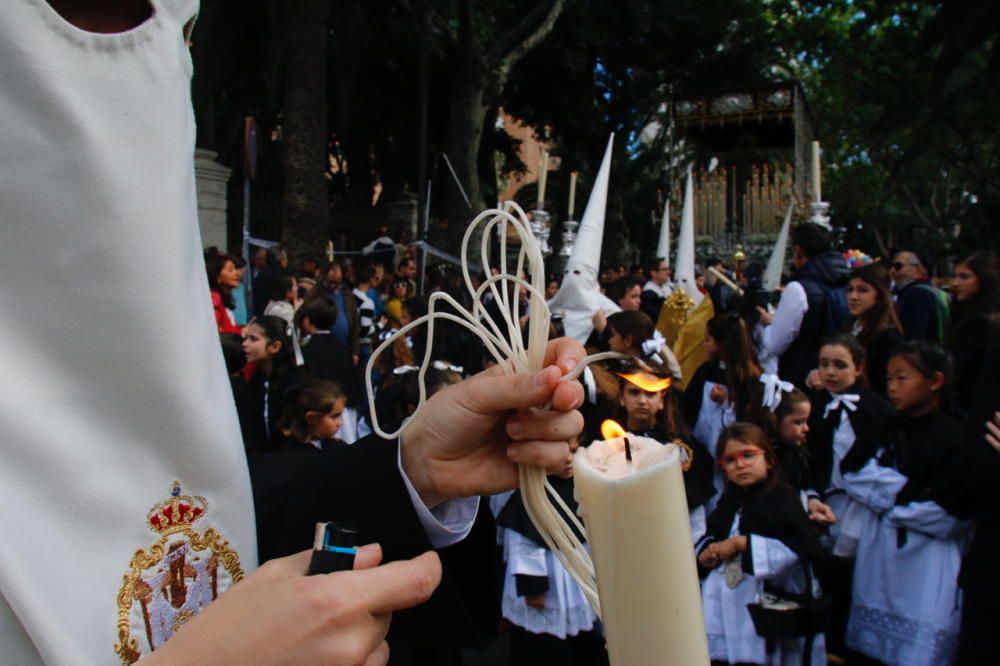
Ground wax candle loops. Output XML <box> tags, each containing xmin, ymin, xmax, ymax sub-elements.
<box><xmin>366</xmin><ymin>201</ymin><xmax>627</xmax><ymax>617</ymax></box>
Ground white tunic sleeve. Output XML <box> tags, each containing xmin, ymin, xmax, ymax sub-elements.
<box><xmin>761</xmin><ymin>281</ymin><xmax>808</xmax><ymax>358</ymax></box>
<box><xmin>505</xmin><ymin>529</ymin><xmax>549</xmax><ymax>577</ymax></box>
<box><xmin>843</xmin><ymin>458</ymin><xmax>908</xmax><ymax>512</ymax></box>
<box><xmin>398</xmin><ymin>443</ymin><xmax>480</xmax><ymax>548</ymax></box>
<box><xmin>748</xmin><ymin>535</ymin><xmax>799</xmax><ymax>578</ymax></box>
<box><xmin>885</xmin><ymin>501</ymin><xmax>965</xmax><ymax>539</ymax></box>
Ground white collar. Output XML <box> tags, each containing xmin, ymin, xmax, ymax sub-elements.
<box><xmin>824</xmin><ymin>392</ymin><xmax>860</xmax><ymax>419</ymax></box>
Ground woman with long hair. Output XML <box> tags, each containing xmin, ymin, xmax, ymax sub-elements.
<box><xmin>949</xmin><ymin>251</ymin><xmax>1000</xmax><ymax>407</ymax></box>
<box><xmin>845</xmin><ymin>263</ymin><xmax>903</xmax><ymax>397</ymax></box>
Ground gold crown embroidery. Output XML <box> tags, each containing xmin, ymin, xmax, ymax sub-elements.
<box><xmin>114</xmin><ymin>481</ymin><xmax>243</xmax><ymax>664</ymax></box>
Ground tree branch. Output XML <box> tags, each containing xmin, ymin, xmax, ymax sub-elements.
<box><xmin>872</xmin><ymin>229</ymin><xmax>890</xmax><ymax>258</ymax></box>
<box><xmin>489</xmin><ymin>0</ymin><xmax>565</xmax><ymax>74</ymax></box>
<box><xmin>901</xmin><ymin>182</ymin><xmax>933</xmax><ymax>227</ymax></box>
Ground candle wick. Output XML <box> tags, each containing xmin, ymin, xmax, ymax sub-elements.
<box><xmin>624</xmin><ymin>437</ymin><xmax>632</xmax><ymax>464</ymax></box>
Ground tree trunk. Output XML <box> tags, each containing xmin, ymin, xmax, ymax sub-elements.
<box><xmin>281</xmin><ymin>0</ymin><xmax>331</xmax><ymax>264</ymax></box>
<box><xmin>442</xmin><ymin>0</ymin><xmax>565</xmax><ymax>252</ymax></box>
<box><xmin>445</xmin><ymin>82</ymin><xmax>490</xmax><ymax>237</ymax></box>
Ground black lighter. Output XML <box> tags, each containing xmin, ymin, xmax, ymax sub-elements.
<box><xmin>307</xmin><ymin>521</ymin><xmax>358</xmax><ymax>575</ymax></box>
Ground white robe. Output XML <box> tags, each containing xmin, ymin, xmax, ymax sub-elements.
<box><xmin>823</xmin><ymin>409</ymin><xmax>867</xmax><ymax>556</ymax></box>
<box><xmin>501</xmin><ymin>529</ymin><xmax>597</xmax><ymax>639</ymax></box>
<box><xmin>0</xmin><ymin>2</ymin><xmax>257</xmax><ymax>663</ymax></box>
<box><xmin>843</xmin><ymin>458</ymin><xmax>968</xmax><ymax>666</ymax></box>
<box><xmin>700</xmin><ymin>516</ymin><xmax>826</xmax><ymax>665</ymax></box>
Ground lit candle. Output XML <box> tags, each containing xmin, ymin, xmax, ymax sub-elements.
<box><xmin>811</xmin><ymin>140</ymin><xmax>822</xmax><ymax>202</ymax></box>
<box><xmin>568</xmin><ymin>171</ymin><xmax>577</xmax><ymax>220</ymax></box>
<box><xmin>574</xmin><ymin>420</ymin><xmax>710</xmax><ymax>666</ymax></box>
<box><xmin>537</xmin><ymin>149</ymin><xmax>549</xmax><ymax>210</ymax></box>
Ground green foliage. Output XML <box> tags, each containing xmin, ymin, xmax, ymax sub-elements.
<box><xmin>193</xmin><ymin>0</ymin><xmax>999</xmax><ymax>260</ymax></box>
<box><xmin>765</xmin><ymin>0</ymin><xmax>999</xmax><ymax>259</ymax></box>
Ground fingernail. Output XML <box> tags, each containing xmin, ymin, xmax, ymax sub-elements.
<box><xmin>507</xmin><ymin>444</ymin><xmax>520</xmax><ymax>459</ymax></box>
<box><xmin>534</xmin><ymin>369</ymin><xmax>549</xmax><ymax>387</ymax></box>
<box><xmin>507</xmin><ymin>420</ymin><xmax>524</xmax><ymax>436</ymax></box>
<box><xmin>357</xmin><ymin>543</ymin><xmax>381</xmax><ymax>554</ymax></box>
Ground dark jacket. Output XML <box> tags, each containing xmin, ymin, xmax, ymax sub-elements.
<box><xmin>894</xmin><ymin>279</ymin><xmax>949</xmax><ymax>344</ymax></box>
<box><xmin>301</xmin><ymin>332</ymin><xmax>361</xmax><ymax>407</ymax></box>
<box><xmin>860</xmin><ymin>325</ymin><xmax>903</xmax><ymax>398</ymax></box>
<box><xmin>806</xmin><ymin>384</ymin><xmax>895</xmax><ymax>495</ymax></box>
<box><xmin>948</xmin><ymin>308</ymin><xmax>1000</xmax><ymax>409</ymax></box>
<box><xmin>261</xmin><ymin>435</ymin><xmax>499</xmax><ymax>648</ymax></box>
<box><xmin>956</xmin><ymin>344</ymin><xmax>1000</xmax><ymax>601</ymax></box>
<box><xmin>640</xmin><ymin>287</ymin><xmax>665</xmax><ymax>323</ymax></box>
<box><xmin>779</xmin><ymin>251</ymin><xmax>850</xmax><ymax>388</ymax></box>
<box><xmin>698</xmin><ymin>481</ymin><xmax>825</xmax><ymax>579</ymax></box>
<box><xmin>234</xmin><ymin>367</ymin><xmax>305</xmax><ymax>457</ymax></box>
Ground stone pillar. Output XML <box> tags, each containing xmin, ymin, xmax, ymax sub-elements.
<box><xmin>194</xmin><ymin>148</ymin><xmax>232</xmax><ymax>252</ymax></box>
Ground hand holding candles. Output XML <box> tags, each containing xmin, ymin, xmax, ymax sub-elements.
<box><xmin>573</xmin><ymin>420</ymin><xmax>710</xmax><ymax>666</ymax></box>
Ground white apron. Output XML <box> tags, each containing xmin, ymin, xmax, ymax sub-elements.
<box><xmin>0</xmin><ymin>1</ymin><xmax>256</xmax><ymax>663</ymax></box>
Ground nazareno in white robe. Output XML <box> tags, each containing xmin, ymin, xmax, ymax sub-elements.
<box><xmin>0</xmin><ymin>2</ymin><xmax>256</xmax><ymax>663</ymax></box>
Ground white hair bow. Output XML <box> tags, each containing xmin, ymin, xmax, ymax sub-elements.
<box><xmin>393</xmin><ymin>361</ymin><xmax>465</xmax><ymax>376</ymax></box>
<box><xmin>824</xmin><ymin>393</ymin><xmax>860</xmax><ymax>419</ymax></box>
<box><xmin>641</xmin><ymin>330</ymin><xmax>667</xmax><ymax>367</ymax></box>
<box><xmin>759</xmin><ymin>374</ymin><xmax>794</xmax><ymax>412</ymax></box>
<box><xmin>432</xmin><ymin>360</ymin><xmax>464</xmax><ymax>374</ymax></box>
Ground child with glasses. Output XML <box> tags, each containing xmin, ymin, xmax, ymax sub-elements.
<box><xmin>697</xmin><ymin>423</ymin><xmax>827</xmax><ymax>666</ymax></box>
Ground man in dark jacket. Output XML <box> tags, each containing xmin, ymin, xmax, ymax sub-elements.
<box><xmin>890</xmin><ymin>248</ymin><xmax>949</xmax><ymax>343</ymax></box>
<box><xmin>760</xmin><ymin>223</ymin><xmax>849</xmax><ymax>388</ymax></box>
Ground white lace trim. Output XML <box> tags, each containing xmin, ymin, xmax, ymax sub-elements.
<box><xmin>501</xmin><ymin>593</ymin><xmax>597</xmax><ymax>639</ymax></box>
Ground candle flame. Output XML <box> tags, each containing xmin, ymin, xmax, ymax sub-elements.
<box><xmin>601</xmin><ymin>419</ymin><xmax>627</xmax><ymax>441</ymax></box>
<box><xmin>616</xmin><ymin>371</ymin><xmax>672</xmax><ymax>393</ymax></box>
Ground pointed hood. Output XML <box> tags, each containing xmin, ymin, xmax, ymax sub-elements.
<box><xmin>656</xmin><ymin>199</ymin><xmax>670</xmax><ymax>266</ymax></box>
<box><xmin>673</xmin><ymin>168</ymin><xmax>703</xmax><ymax>305</ymax></box>
<box><xmin>548</xmin><ymin>134</ymin><xmax>620</xmax><ymax>343</ymax></box>
<box><xmin>565</xmin><ymin>134</ymin><xmax>614</xmax><ymax>280</ymax></box>
<box><xmin>763</xmin><ymin>203</ymin><xmax>794</xmax><ymax>291</ymax></box>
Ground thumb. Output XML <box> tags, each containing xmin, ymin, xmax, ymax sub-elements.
<box><xmin>456</xmin><ymin>365</ymin><xmax>562</xmax><ymax>413</ymax></box>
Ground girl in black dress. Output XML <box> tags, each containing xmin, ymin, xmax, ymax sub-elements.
<box><xmin>251</xmin><ymin>380</ymin><xmax>347</xmax><ymax>563</ymax></box>
<box><xmin>236</xmin><ymin>315</ymin><xmax>304</xmax><ymax>457</ymax></box>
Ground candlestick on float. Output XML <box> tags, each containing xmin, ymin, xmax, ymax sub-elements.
<box><xmin>811</xmin><ymin>140</ymin><xmax>822</xmax><ymax>203</ymax></box>
<box><xmin>573</xmin><ymin>419</ymin><xmax>710</xmax><ymax>666</ymax></box>
<box><xmin>537</xmin><ymin>149</ymin><xmax>549</xmax><ymax>210</ymax></box>
<box><xmin>568</xmin><ymin>170</ymin><xmax>577</xmax><ymax>220</ymax></box>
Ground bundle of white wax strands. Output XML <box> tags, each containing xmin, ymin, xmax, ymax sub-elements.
<box><xmin>366</xmin><ymin>201</ymin><xmax>627</xmax><ymax>616</ymax></box>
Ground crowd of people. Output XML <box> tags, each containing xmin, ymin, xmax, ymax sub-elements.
<box><xmin>205</xmin><ymin>220</ymin><xmax>1000</xmax><ymax>666</ymax></box>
